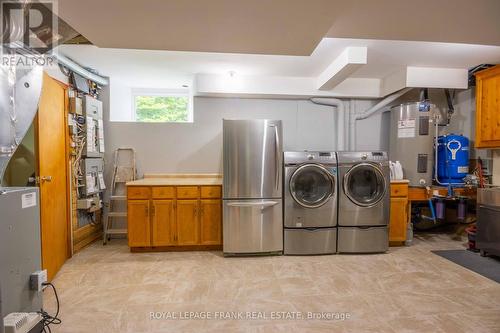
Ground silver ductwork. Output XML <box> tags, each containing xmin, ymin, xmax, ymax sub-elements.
<box><xmin>1</xmin><ymin>1</ymin><xmax>84</xmax><ymax>183</ymax></box>
<box><xmin>0</xmin><ymin>57</ymin><xmax>44</xmax><ymax>183</ymax></box>
<box><xmin>55</xmin><ymin>53</ymin><xmax>108</xmax><ymax>86</ymax></box>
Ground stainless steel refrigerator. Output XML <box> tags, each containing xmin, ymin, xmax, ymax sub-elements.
<box><xmin>223</xmin><ymin>119</ymin><xmax>283</xmax><ymax>255</ymax></box>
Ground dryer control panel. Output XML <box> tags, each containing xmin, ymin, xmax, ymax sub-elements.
<box><xmin>337</xmin><ymin>151</ymin><xmax>388</xmax><ymax>164</ymax></box>
<box><xmin>370</xmin><ymin>151</ymin><xmax>387</xmax><ymax>161</ymax></box>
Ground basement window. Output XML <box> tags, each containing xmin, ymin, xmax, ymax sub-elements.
<box><xmin>132</xmin><ymin>89</ymin><xmax>193</xmax><ymax>123</ymax></box>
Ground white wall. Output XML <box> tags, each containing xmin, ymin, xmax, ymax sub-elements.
<box><xmin>103</xmin><ymin>87</ymin><xmax>482</xmax><ymax>180</ymax></box>
<box><xmin>105</xmin><ymin>97</ymin><xmax>344</xmax><ymax>176</ymax></box>
<box><xmin>109</xmin><ymin>79</ymin><xmax>132</xmax><ymax>121</ymax></box>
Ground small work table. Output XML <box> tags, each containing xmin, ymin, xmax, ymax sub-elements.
<box><xmin>389</xmin><ymin>180</ymin><xmax>477</xmax><ymax>246</ymax></box>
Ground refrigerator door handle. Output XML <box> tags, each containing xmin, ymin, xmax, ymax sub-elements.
<box><xmin>272</xmin><ymin>124</ymin><xmax>280</xmax><ymax>191</ymax></box>
<box><xmin>226</xmin><ymin>201</ymin><xmax>279</xmax><ymax>208</ymax></box>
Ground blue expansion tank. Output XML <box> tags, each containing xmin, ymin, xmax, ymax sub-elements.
<box><xmin>437</xmin><ymin>134</ymin><xmax>469</xmax><ymax>184</ymax></box>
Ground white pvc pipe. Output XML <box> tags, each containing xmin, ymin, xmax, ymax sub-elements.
<box><xmin>310</xmin><ymin>98</ymin><xmax>345</xmax><ymax>151</ymax></box>
<box><xmin>344</xmin><ymin>102</ymin><xmax>349</xmax><ymax>149</ymax></box>
<box><xmin>338</xmin><ymin>103</ymin><xmax>345</xmax><ymax>150</ymax></box>
<box><xmin>349</xmin><ymin>87</ymin><xmax>413</xmax><ymax>152</ymax></box>
<box><xmin>349</xmin><ymin>100</ymin><xmax>356</xmax><ymax>150</ymax></box>
<box><xmin>311</xmin><ymin>88</ymin><xmax>412</xmax><ymax>151</ymax></box>
<box><xmin>355</xmin><ymin>88</ymin><xmax>413</xmax><ymax>121</ymax></box>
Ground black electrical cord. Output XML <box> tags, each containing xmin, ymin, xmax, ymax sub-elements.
<box><xmin>38</xmin><ymin>282</ymin><xmax>62</xmax><ymax>333</ymax></box>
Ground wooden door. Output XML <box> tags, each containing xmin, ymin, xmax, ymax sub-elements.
<box><xmin>127</xmin><ymin>200</ymin><xmax>151</xmax><ymax>247</ymax></box>
<box><xmin>200</xmin><ymin>199</ymin><xmax>222</xmax><ymax>245</ymax></box>
<box><xmin>176</xmin><ymin>200</ymin><xmax>199</xmax><ymax>245</ymax></box>
<box><xmin>37</xmin><ymin>73</ymin><xmax>70</xmax><ymax>280</ymax></box>
<box><xmin>475</xmin><ymin>65</ymin><xmax>500</xmax><ymax>148</ymax></box>
<box><xmin>389</xmin><ymin>197</ymin><xmax>407</xmax><ymax>242</ymax></box>
<box><xmin>152</xmin><ymin>200</ymin><xmax>175</xmax><ymax>246</ymax></box>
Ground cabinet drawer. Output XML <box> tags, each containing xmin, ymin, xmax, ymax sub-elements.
<box><xmin>200</xmin><ymin>186</ymin><xmax>221</xmax><ymax>198</ymax></box>
<box><xmin>128</xmin><ymin>186</ymin><xmax>151</xmax><ymax>199</ymax></box>
<box><xmin>390</xmin><ymin>184</ymin><xmax>408</xmax><ymax>197</ymax></box>
<box><xmin>152</xmin><ymin>186</ymin><xmax>175</xmax><ymax>199</ymax></box>
<box><xmin>338</xmin><ymin>227</ymin><xmax>388</xmax><ymax>253</ymax></box>
<box><xmin>176</xmin><ymin>186</ymin><xmax>199</xmax><ymax>199</ymax></box>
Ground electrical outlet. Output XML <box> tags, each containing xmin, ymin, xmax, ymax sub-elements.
<box><xmin>29</xmin><ymin>270</ymin><xmax>47</xmax><ymax>292</ymax></box>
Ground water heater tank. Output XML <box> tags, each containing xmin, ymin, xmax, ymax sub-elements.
<box><xmin>389</xmin><ymin>102</ymin><xmax>435</xmax><ymax>187</ymax></box>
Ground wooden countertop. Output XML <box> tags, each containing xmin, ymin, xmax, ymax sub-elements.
<box><xmin>408</xmin><ymin>185</ymin><xmax>476</xmax><ymax>201</ymax></box>
<box><xmin>390</xmin><ymin>179</ymin><xmax>410</xmax><ymax>184</ymax></box>
<box><xmin>126</xmin><ymin>174</ymin><xmax>222</xmax><ymax>186</ymax></box>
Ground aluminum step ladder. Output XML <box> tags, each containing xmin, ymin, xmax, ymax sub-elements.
<box><xmin>103</xmin><ymin>148</ymin><xmax>136</xmax><ymax>244</ymax></box>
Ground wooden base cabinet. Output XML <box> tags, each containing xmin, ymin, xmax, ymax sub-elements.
<box><xmin>127</xmin><ymin>185</ymin><xmax>222</xmax><ymax>251</ymax></box>
<box><xmin>127</xmin><ymin>200</ymin><xmax>151</xmax><ymax>247</ymax></box>
<box><xmin>152</xmin><ymin>200</ymin><xmax>175</xmax><ymax>246</ymax></box>
<box><xmin>389</xmin><ymin>182</ymin><xmax>409</xmax><ymax>246</ymax></box>
<box><xmin>176</xmin><ymin>199</ymin><xmax>200</xmax><ymax>245</ymax></box>
<box><xmin>200</xmin><ymin>199</ymin><xmax>222</xmax><ymax>245</ymax></box>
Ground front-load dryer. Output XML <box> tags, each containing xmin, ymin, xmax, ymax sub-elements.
<box><xmin>284</xmin><ymin>151</ymin><xmax>338</xmax><ymax>255</ymax></box>
<box><xmin>337</xmin><ymin>151</ymin><xmax>390</xmax><ymax>253</ymax></box>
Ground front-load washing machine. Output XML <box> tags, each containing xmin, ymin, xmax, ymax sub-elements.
<box><xmin>284</xmin><ymin>151</ymin><xmax>338</xmax><ymax>255</ymax></box>
<box><xmin>337</xmin><ymin>151</ymin><xmax>390</xmax><ymax>253</ymax></box>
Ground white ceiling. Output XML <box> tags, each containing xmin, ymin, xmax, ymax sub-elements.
<box><xmin>58</xmin><ymin>38</ymin><xmax>500</xmax><ymax>85</ymax></box>
<box><xmin>57</xmin><ymin>0</ymin><xmax>500</xmax><ymax>57</ymax></box>
<box><xmin>327</xmin><ymin>0</ymin><xmax>500</xmax><ymax>47</ymax></box>
<box><xmin>57</xmin><ymin>0</ymin><xmax>337</xmax><ymax>55</ymax></box>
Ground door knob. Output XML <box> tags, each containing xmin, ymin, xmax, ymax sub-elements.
<box><xmin>40</xmin><ymin>176</ymin><xmax>53</xmax><ymax>182</ymax></box>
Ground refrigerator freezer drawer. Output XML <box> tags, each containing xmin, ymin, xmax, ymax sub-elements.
<box><xmin>337</xmin><ymin>226</ymin><xmax>388</xmax><ymax>253</ymax></box>
<box><xmin>223</xmin><ymin>199</ymin><xmax>283</xmax><ymax>254</ymax></box>
<box><xmin>284</xmin><ymin>228</ymin><xmax>337</xmax><ymax>255</ymax></box>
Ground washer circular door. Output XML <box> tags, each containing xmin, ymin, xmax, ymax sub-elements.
<box><xmin>290</xmin><ymin>164</ymin><xmax>335</xmax><ymax>208</ymax></box>
<box><xmin>343</xmin><ymin>163</ymin><xmax>386</xmax><ymax>207</ymax></box>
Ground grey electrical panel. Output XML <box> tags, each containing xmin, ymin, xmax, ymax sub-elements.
<box><xmin>83</xmin><ymin>95</ymin><xmax>104</xmax><ymax>157</ymax></box>
<box><xmin>82</xmin><ymin>158</ymin><xmax>105</xmax><ymax>196</ymax></box>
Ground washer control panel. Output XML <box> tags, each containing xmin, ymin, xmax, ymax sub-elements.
<box><xmin>284</xmin><ymin>151</ymin><xmax>337</xmax><ymax>165</ymax></box>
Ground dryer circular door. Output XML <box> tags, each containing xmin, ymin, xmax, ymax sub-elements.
<box><xmin>343</xmin><ymin>163</ymin><xmax>386</xmax><ymax>207</ymax></box>
<box><xmin>290</xmin><ymin>164</ymin><xmax>335</xmax><ymax>208</ymax></box>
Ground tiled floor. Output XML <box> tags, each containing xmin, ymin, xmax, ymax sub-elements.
<box><xmin>44</xmin><ymin>234</ymin><xmax>500</xmax><ymax>333</ymax></box>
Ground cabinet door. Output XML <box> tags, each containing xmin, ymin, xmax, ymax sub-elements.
<box><xmin>389</xmin><ymin>197</ymin><xmax>407</xmax><ymax>242</ymax></box>
<box><xmin>476</xmin><ymin>65</ymin><xmax>500</xmax><ymax>148</ymax></box>
<box><xmin>176</xmin><ymin>200</ymin><xmax>200</xmax><ymax>245</ymax></box>
<box><xmin>152</xmin><ymin>200</ymin><xmax>175</xmax><ymax>246</ymax></box>
<box><xmin>200</xmin><ymin>199</ymin><xmax>222</xmax><ymax>245</ymax></box>
<box><xmin>128</xmin><ymin>200</ymin><xmax>151</xmax><ymax>247</ymax></box>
